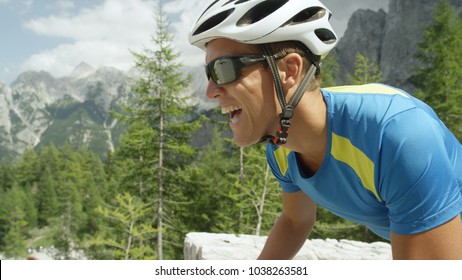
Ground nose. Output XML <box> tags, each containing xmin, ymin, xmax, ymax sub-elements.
<box><xmin>206</xmin><ymin>79</ymin><xmax>226</xmax><ymax>100</ymax></box>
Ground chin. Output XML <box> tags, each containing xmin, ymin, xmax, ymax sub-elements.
<box><xmin>233</xmin><ymin>139</ymin><xmax>250</xmax><ymax>148</ymax></box>
<box><xmin>233</xmin><ymin>135</ymin><xmax>257</xmax><ymax>148</ymax></box>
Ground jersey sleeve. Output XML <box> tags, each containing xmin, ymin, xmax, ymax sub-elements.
<box><xmin>379</xmin><ymin>108</ymin><xmax>462</xmax><ymax>235</ymax></box>
<box><xmin>265</xmin><ymin>144</ymin><xmax>300</xmax><ymax>193</ymax></box>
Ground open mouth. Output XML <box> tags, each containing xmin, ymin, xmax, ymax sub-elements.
<box><xmin>222</xmin><ymin>106</ymin><xmax>243</xmax><ymax>124</ymax></box>
<box><xmin>230</xmin><ymin>109</ymin><xmax>242</xmax><ymax>118</ymax></box>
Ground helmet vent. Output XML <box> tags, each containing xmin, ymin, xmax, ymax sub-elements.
<box><xmin>315</xmin><ymin>28</ymin><xmax>337</xmax><ymax>44</ymax></box>
<box><xmin>235</xmin><ymin>0</ymin><xmax>252</xmax><ymax>4</ymax></box>
<box><xmin>198</xmin><ymin>0</ymin><xmax>220</xmax><ymax>21</ymax></box>
<box><xmin>221</xmin><ymin>0</ymin><xmax>251</xmax><ymax>7</ymax></box>
<box><xmin>222</xmin><ymin>0</ymin><xmax>237</xmax><ymax>6</ymax></box>
<box><xmin>283</xmin><ymin>7</ymin><xmax>326</xmax><ymax>26</ymax></box>
<box><xmin>236</xmin><ymin>0</ymin><xmax>289</xmax><ymax>27</ymax></box>
<box><xmin>193</xmin><ymin>8</ymin><xmax>235</xmax><ymax>36</ymax></box>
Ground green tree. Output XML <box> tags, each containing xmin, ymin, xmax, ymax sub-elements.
<box><xmin>351</xmin><ymin>52</ymin><xmax>383</xmax><ymax>85</ymax></box>
<box><xmin>115</xmin><ymin>8</ymin><xmax>200</xmax><ymax>259</ymax></box>
<box><xmin>238</xmin><ymin>144</ymin><xmax>281</xmax><ymax>236</ymax></box>
<box><xmin>35</xmin><ymin>145</ymin><xmax>95</xmax><ymax>257</ymax></box>
<box><xmin>3</xmin><ymin>208</ymin><xmax>28</xmax><ymax>258</ymax></box>
<box><xmin>320</xmin><ymin>54</ymin><xmax>340</xmax><ymax>87</ymax></box>
<box><xmin>0</xmin><ymin>143</ymin><xmax>114</xmax><ymax>258</ymax></box>
<box><xmin>78</xmin><ymin>149</ymin><xmax>106</xmax><ymax>236</ymax></box>
<box><xmin>1</xmin><ymin>184</ymin><xmax>29</xmax><ymax>258</ymax></box>
<box><xmin>414</xmin><ymin>0</ymin><xmax>462</xmax><ymax>140</ymax></box>
<box><xmin>187</xmin><ymin>135</ymin><xmax>282</xmax><ymax>237</ymax></box>
<box><xmin>36</xmin><ymin>166</ymin><xmax>59</xmax><ymax>226</ymax></box>
<box><xmin>91</xmin><ymin>193</ymin><xmax>157</xmax><ymax>260</ymax></box>
<box><xmin>180</xmin><ymin>128</ymin><xmax>239</xmax><ymax>234</ymax></box>
<box><xmin>0</xmin><ymin>162</ymin><xmax>15</xmax><ymax>192</ymax></box>
<box><xmin>21</xmin><ymin>185</ymin><xmax>38</xmax><ymax>230</ymax></box>
<box><xmin>13</xmin><ymin>149</ymin><xmax>39</xmax><ymax>190</ymax></box>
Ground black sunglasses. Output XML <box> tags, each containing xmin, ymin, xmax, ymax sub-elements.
<box><xmin>205</xmin><ymin>55</ymin><xmax>267</xmax><ymax>85</ymax></box>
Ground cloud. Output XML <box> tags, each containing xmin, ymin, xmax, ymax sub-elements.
<box><xmin>22</xmin><ymin>0</ymin><xmax>158</xmax><ymax>77</ymax></box>
<box><xmin>22</xmin><ymin>41</ymin><xmax>135</xmax><ymax>78</ymax></box>
<box><xmin>56</xmin><ymin>0</ymin><xmax>75</xmax><ymax>11</ymax></box>
<box><xmin>163</xmin><ymin>0</ymin><xmax>206</xmax><ymax>66</ymax></box>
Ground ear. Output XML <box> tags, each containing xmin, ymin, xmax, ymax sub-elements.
<box><xmin>277</xmin><ymin>53</ymin><xmax>304</xmax><ymax>92</ymax></box>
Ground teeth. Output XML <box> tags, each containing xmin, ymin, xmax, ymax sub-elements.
<box><xmin>221</xmin><ymin>106</ymin><xmax>242</xmax><ymax>114</ymax></box>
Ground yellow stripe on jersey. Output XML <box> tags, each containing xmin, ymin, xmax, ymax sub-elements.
<box><xmin>326</xmin><ymin>83</ymin><xmax>409</xmax><ymax>98</ymax></box>
<box><xmin>273</xmin><ymin>147</ymin><xmax>291</xmax><ymax>176</ymax></box>
<box><xmin>331</xmin><ymin>133</ymin><xmax>382</xmax><ymax>202</ymax></box>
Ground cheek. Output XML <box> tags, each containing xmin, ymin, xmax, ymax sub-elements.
<box><xmin>235</xmin><ymin>67</ymin><xmax>279</xmax><ymax>117</ymax></box>
<box><xmin>257</xmin><ymin>71</ymin><xmax>280</xmax><ymax>114</ymax></box>
<box><xmin>242</xmin><ymin>73</ymin><xmax>280</xmax><ymax>129</ymax></box>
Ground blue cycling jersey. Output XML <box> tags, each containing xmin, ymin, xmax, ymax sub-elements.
<box><xmin>266</xmin><ymin>84</ymin><xmax>462</xmax><ymax>240</ymax></box>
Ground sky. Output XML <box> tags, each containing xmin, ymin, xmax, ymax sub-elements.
<box><xmin>0</xmin><ymin>0</ymin><xmax>389</xmax><ymax>85</ymax></box>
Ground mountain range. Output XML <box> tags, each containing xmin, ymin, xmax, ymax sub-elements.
<box><xmin>1</xmin><ymin>0</ymin><xmax>460</xmax><ymax>163</ymax></box>
<box><xmin>0</xmin><ymin>63</ymin><xmax>131</xmax><ymax>162</ymax></box>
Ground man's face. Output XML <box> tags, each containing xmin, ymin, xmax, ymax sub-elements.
<box><xmin>205</xmin><ymin>38</ymin><xmax>279</xmax><ymax>147</ymax></box>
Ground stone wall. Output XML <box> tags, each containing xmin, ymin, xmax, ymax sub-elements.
<box><xmin>184</xmin><ymin>232</ymin><xmax>392</xmax><ymax>260</ymax></box>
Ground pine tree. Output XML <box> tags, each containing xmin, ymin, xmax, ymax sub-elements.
<box><xmin>182</xmin><ymin>123</ymin><xmax>283</xmax><ymax>237</ymax></box>
<box><xmin>35</xmin><ymin>145</ymin><xmax>87</xmax><ymax>257</ymax></box>
<box><xmin>13</xmin><ymin>148</ymin><xmax>39</xmax><ymax>189</ymax></box>
<box><xmin>91</xmin><ymin>193</ymin><xmax>157</xmax><ymax>260</ymax></box>
<box><xmin>115</xmin><ymin>8</ymin><xmax>200</xmax><ymax>259</ymax></box>
<box><xmin>78</xmin><ymin>149</ymin><xmax>106</xmax><ymax>236</ymax></box>
<box><xmin>3</xmin><ymin>207</ymin><xmax>28</xmax><ymax>259</ymax></box>
<box><xmin>0</xmin><ymin>162</ymin><xmax>15</xmax><ymax>192</ymax></box>
<box><xmin>20</xmin><ymin>185</ymin><xmax>38</xmax><ymax>230</ymax></box>
<box><xmin>36</xmin><ymin>166</ymin><xmax>59</xmax><ymax>226</ymax></box>
<box><xmin>239</xmin><ymin>145</ymin><xmax>281</xmax><ymax>236</ymax></box>
<box><xmin>351</xmin><ymin>52</ymin><xmax>383</xmax><ymax>85</ymax></box>
<box><xmin>414</xmin><ymin>0</ymin><xmax>462</xmax><ymax>140</ymax></box>
<box><xmin>180</xmin><ymin>128</ymin><xmax>239</xmax><ymax>234</ymax></box>
<box><xmin>320</xmin><ymin>54</ymin><xmax>340</xmax><ymax>87</ymax></box>
<box><xmin>1</xmin><ymin>184</ymin><xmax>29</xmax><ymax>258</ymax></box>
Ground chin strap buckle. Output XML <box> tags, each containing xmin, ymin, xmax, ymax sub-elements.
<box><xmin>257</xmin><ymin>117</ymin><xmax>292</xmax><ymax>146</ymax></box>
<box><xmin>273</xmin><ymin>117</ymin><xmax>291</xmax><ymax>145</ymax></box>
<box><xmin>273</xmin><ymin>106</ymin><xmax>294</xmax><ymax>145</ymax></box>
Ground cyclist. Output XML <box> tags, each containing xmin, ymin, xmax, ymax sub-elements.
<box><xmin>189</xmin><ymin>0</ymin><xmax>462</xmax><ymax>259</ymax></box>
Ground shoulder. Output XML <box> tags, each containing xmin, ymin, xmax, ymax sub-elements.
<box><xmin>322</xmin><ymin>83</ymin><xmax>420</xmax><ymax>130</ymax></box>
<box><xmin>323</xmin><ymin>83</ymin><xmax>410</xmax><ymax>97</ymax></box>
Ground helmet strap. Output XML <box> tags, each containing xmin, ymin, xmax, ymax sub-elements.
<box><xmin>258</xmin><ymin>44</ymin><xmax>318</xmax><ymax>145</ymax></box>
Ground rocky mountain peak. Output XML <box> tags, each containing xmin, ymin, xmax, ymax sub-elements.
<box><xmin>70</xmin><ymin>62</ymin><xmax>96</xmax><ymax>81</ymax></box>
<box><xmin>12</xmin><ymin>70</ymin><xmax>56</xmax><ymax>86</ymax></box>
<box><xmin>333</xmin><ymin>8</ymin><xmax>387</xmax><ymax>83</ymax></box>
<box><xmin>333</xmin><ymin>0</ymin><xmax>462</xmax><ymax>92</ymax></box>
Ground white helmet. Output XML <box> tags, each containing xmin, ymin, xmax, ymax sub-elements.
<box><xmin>189</xmin><ymin>0</ymin><xmax>338</xmax><ymax>58</ymax></box>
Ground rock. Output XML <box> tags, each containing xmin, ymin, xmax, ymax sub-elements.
<box><xmin>333</xmin><ymin>0</ymin><xmax>462</xmax><ymax>92</ymax></box>
<box><xmin>333</xmin><ymin>9</ymin><xmax>387</xmax><ymax>83</ymax></box>
<box><xmin>184</xmin><ymin>232</ymin><xmax>392</xmax><ymax>260</ymax></box>
<box><xmin>70</xmin><ymin>62</ymin><xmax>96</xmax><ymax>81</ymax></box>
